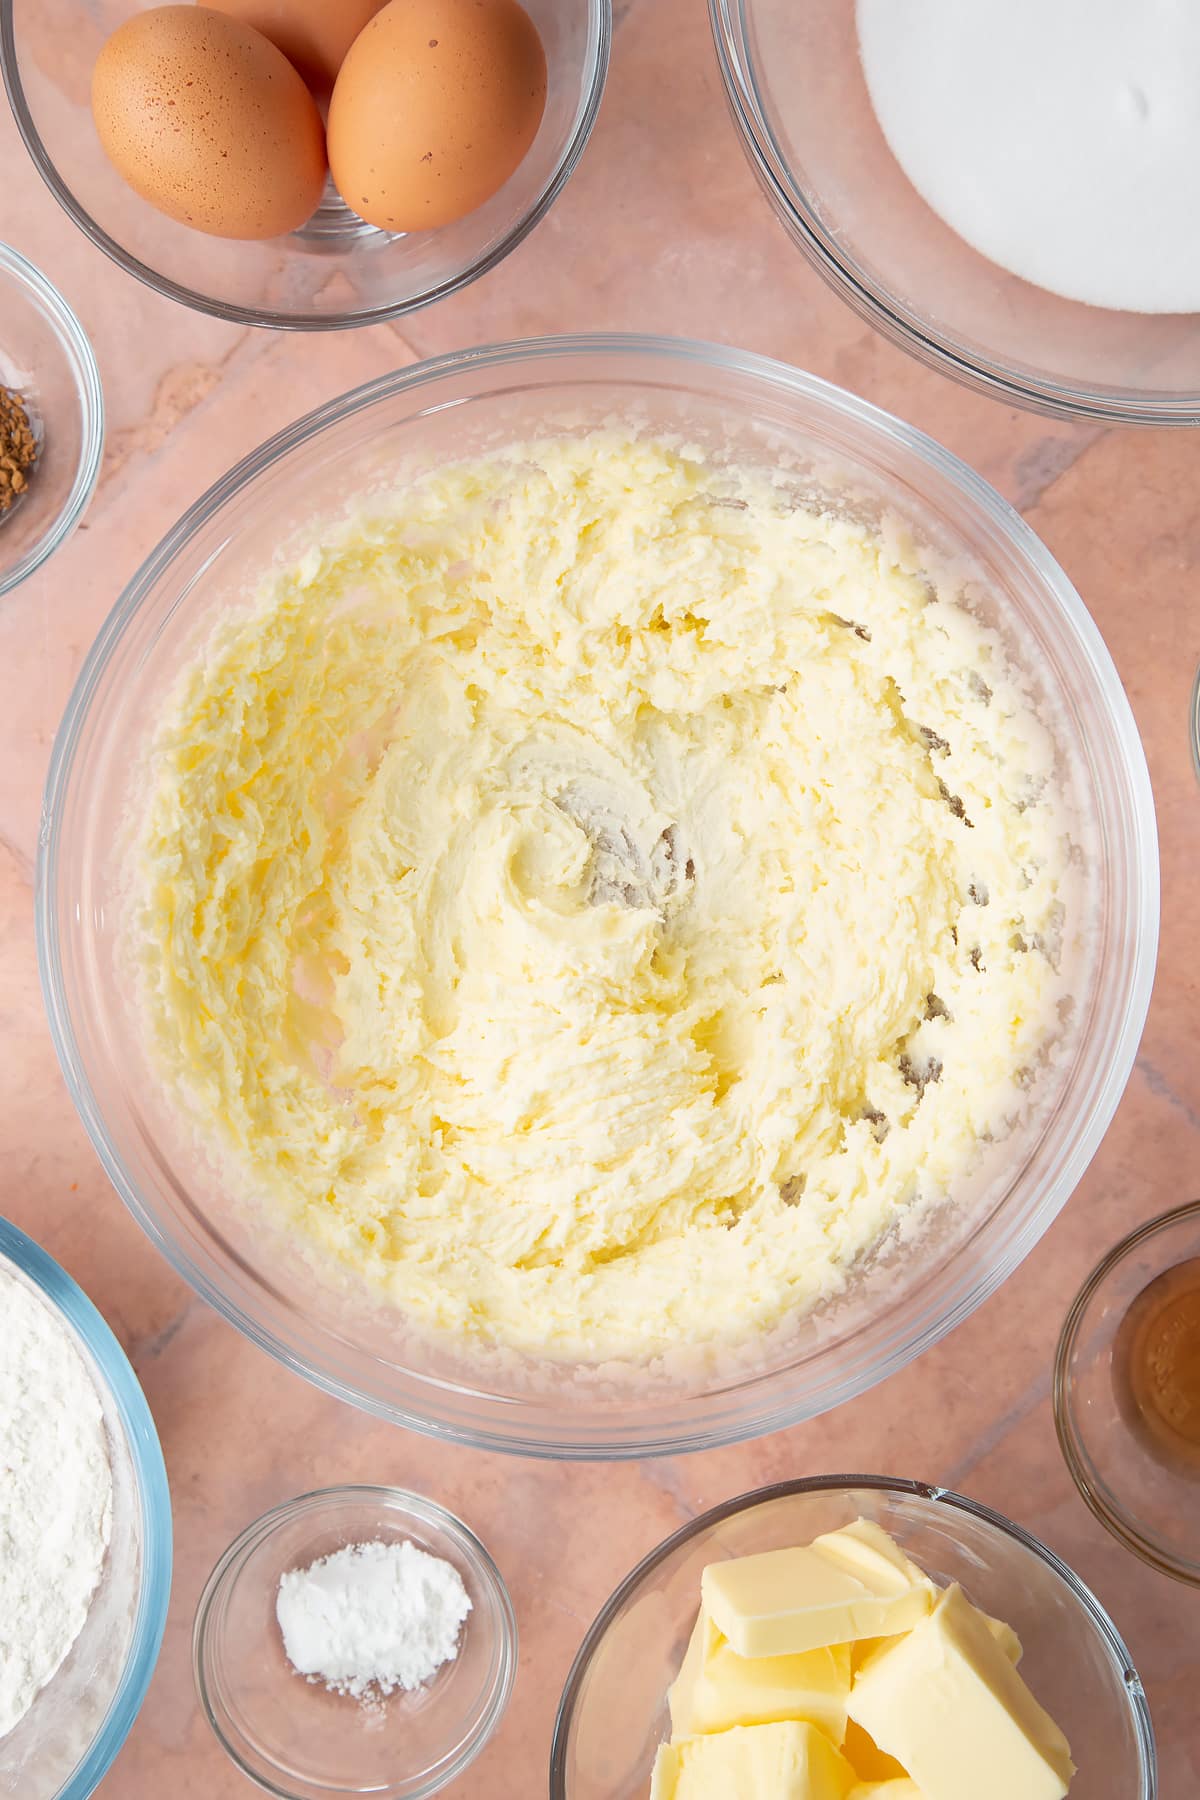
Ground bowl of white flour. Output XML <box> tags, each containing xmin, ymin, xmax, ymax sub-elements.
<box><xmin>0</xmin><ymin>1217</ymin><xmax>171</xmax><ymax>1799</ymax></box>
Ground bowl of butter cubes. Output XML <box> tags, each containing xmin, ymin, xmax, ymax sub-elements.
<box><xmin>550</xmin><ymin>1476</ymin><xmax>1156</xmax><ymax>1800</ymax></box>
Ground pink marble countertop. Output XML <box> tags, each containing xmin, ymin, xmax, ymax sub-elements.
<box><xmin>2</xmin><ymin>2</ymin><xmax>1199</xmax><ymax>1794</ymax></box>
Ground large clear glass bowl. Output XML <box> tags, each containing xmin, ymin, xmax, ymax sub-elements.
<box><xmin>36</xmin><ymin>335</ymin><xmax>1158</xmax><ymax>1458</ymax></box>
<box><xmin>0</xmin><ymin>0</ymin><xmax>609</xmax><ymax>330</ymax></box>
<box><xmin>0</xmin><ymin>1216</ymin><xmax>172</xmax><ymax>1800</ymax></box>
<box><xmin>709</xmin><ymin>0</ymin><xmax>1200</xmax><ymax>424</ymax></box>
<box><xmin>549</xmin><ymin>1478</ymin><xmax>1157</xmax><ymax>1798</ymax></box>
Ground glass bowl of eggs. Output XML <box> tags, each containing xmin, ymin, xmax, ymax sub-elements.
<box><xmin>0</xmin><ymin>0</ymin><xmax>610</xmax><ymax>329</ymax></box>
<box><xmin>710</xmin><ymin>0</ymin><xmax>1200</xmax><ymax>423</ymax></box>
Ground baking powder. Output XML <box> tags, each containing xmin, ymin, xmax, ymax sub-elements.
<box><xmin>0</xmin><ymin>1267</ymin><xmax>114</xmax><ymax>1740</ymax></box>
<box><xmin>276</xmin><ymin>1538</ymin><xmax>472</xmax><ymax>1699</ymax></box>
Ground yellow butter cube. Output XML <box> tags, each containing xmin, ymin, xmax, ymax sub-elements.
<box><xmin>842</xmin><ymin>1717</ymin><xmax>910</xmax><ymax>1783</ymax></box>
<box><xmin>978</xmin><ymin>1609</ymin><xmax>1023</xmax><ymax>1667</ymax></box>
<box><xmin>849</xmin><ymin>1783</ymin><xmax>925</xmax><ymax>1799</ymax></box>
<box><xmin>667</xmin><ymin>1610</ymin><xmax>710</xmax><ymax>1736</ymax></box>
<box><xmin>847</xmin><ymin>1584</ymin><xmax>1075</xmax><ymax>1800</ymax></box>
<box><xmin>650</xmin><ymin>1743</ymin><xmax>681</xmax><ymax>1800</ymax></box>
<box><xmin>669</xmin><ymin>1608</ymin><xmax>851</xmax><ymax>1741</ymax></box>
<box><xmin>702</xmin><ymin>1522</ymin><xmax>934</xmax><ymax>1659</ymax></box>
<box><xmin>650</xmin><ymin>1721</ymin><xmax>858</xmax><ymax>1799</ymax></box>
<box><xmin>850</xmin><ymin>1604</ymin><xmax>1021</xmax><ymax>1677</ymax></box>
<box><xmin>811</xmin><ymin>1520</ymin><xmax>930</xmax><ymax>1591</ymax></box>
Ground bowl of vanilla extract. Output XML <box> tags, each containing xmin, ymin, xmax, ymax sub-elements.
<box><xmin>1057</xmin><ymin>1199</ymin><xmax>1200</xmax><ymax>1586</ymax></box>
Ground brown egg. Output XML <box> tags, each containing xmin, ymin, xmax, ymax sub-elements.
<box><xmin>328</xmin><ymin>0</ymin><xmax>548</xmax><ymax>233</ymax></box>
<box><xmin>206</xmin><ymin>0</ymin><xmax>387</xmax><ymax>93</ymax></box>
<box><xmin>92</xmin><ymin>6</ymin><xmax>327</xmax><ymax>240</ymax></box>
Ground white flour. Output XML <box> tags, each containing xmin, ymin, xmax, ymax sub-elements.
<box><xmin>0</xmin><ymin>1269</ymin><xmax>113</xmax><ymax>1740</ymax></box>
<box><xmin>276</xmin><ymin>1539</ymin><xmax>471</xmax><ymax>1700</ymax></box>
<box><xmin>858</xmin><ymin>0</ymin><xmax>1200</xmax><ymax>313</ymax></box>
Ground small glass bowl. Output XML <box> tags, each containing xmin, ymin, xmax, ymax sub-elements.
<box><xmin>193</xmin><ymin>1486</ymin><xmax>517</xmax><ymax>1799</ymax></box>
<box><xmin>0</xmin><ymin>1217</ymin><xmax>172</xmax><ymax>1800</ymax></box>
<box><xmin>0</xmin><ymin>242</ymin><xmax>103</xmax><ymax>598</ymax></box>
<box><xmin>1055</xmin><ymin>1200</ymin><xmax>1200</xmax><ymax>1585</ymax></box>
<box><xmin>1</xmin><ymin>0</ymin><xmax>609</xmax><ymax>330</ymax></box>
<box><xmin>551</xmin><ymin>1477</ymin><xmax>1157</xmax><ymax>1799</ymax></box>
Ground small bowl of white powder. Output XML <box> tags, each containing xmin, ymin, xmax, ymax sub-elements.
<box><xmin>193</xmin><ymin>1485</ymin><xmax>516</xmax><ymax>1799</ymax></box>
<box><xmin>0</xmin><ymin>1216</ymin><xmax>171</xmax><ymax>1799</ymax></box>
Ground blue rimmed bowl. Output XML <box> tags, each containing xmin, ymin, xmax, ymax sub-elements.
<box><xmin>0</xmin><ymin>1216</ymin><xmax>171</xmax><ymax>1799</ymax></box>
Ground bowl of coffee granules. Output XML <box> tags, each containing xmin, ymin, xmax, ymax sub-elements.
<box><xmin>0</xmin><ymin>242</ymin><xmax>103</xmax><ymax>598</ymax></box>
<box><xmin>1</xmin><ymin>383</ymin><xmax>37</xmax><ymax>516</ymax></box>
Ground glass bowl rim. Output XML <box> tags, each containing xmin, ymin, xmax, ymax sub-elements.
<box><xmin>548</xmin><ymin>1472</ymin><xmax>1159</xmax><ymax>1799</ymax></box>
<box><xmin>1054</xmin><ymin>1197</ymin><xmax>1200</xmax><ymax>1587</ymax></box>
<box><xmin>0</xmin><ymin>1214</ymin><xmax>172</xmax><ymax>1800</ymax></box>
<box><xmin>35</xmin><ymin>331</ymin><xmax>1159</xmax><ymax>1458</ymax></box>
<box><xmin>707</xmin><ymin>0</ymin><xmax>1200</xmax><ymax>427</ymax></box>
<box><xmin>0</xmin><ymin>239</ymin><xmax>104</xmax><ymax>597</ymax></box>
<box><xmin>0</xmin><ymin>0</ymin><xmax>612</xmax><ymax>332</ymax></box>
<box><xmin>192</xmin><ymin>1482</ymin><xmax>518</xmax><ymax>1800</ymax></box>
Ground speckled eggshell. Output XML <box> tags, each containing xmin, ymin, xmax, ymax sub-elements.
<box><xmin>328</xmin><ymin>0</ymin><xmax>548</xmax><ymax>233</ymax></box>
<box><xmin>206</xmin><ymin>0</ymin><xmax>388</xmax><ymax>93</ymax></box>
<box><xmin>92</xmin><ymin>5</ymin><xmax>328</xmax><ymax>240</ymax></box>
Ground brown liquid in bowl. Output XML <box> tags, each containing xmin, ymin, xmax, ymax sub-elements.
<box><xmin>1113</xmin><ymin>1257</ymin><xmax>1200</xmax><ymax>1475</ymax></box>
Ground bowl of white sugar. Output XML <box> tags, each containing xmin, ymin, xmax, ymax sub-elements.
<box><xmin>193</xmin><ymin>1485</ymin><xmax>516</xmax><ymax>1799</ymax></box>
<box><xmin>0</xmin><ymin>1216</ymin><xmax>171</xmax><ymax>1799</ymax></box>
<box><xmin>711</xmin><ymin>0</ymin><xmax>1200</xmax><ymax>422</ymax></box>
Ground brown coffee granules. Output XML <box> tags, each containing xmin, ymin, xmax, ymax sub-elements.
<box><xmin>0</xmin><ymin>386</ymin><xmax>37</xmax><ymax>515</ymax></box>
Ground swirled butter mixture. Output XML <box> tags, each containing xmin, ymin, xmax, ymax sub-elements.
<box><xmin>134</xmin><ymin>437</ymin><xmax>1068</xmax><ymax>1360</ymax></box>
